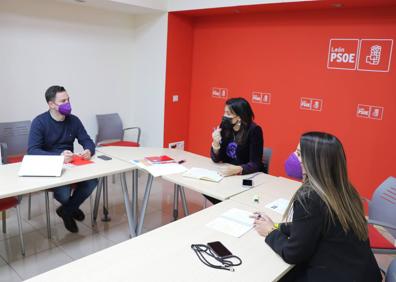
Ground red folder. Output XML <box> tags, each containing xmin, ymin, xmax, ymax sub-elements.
<box><xmin>145</xmin><ymin>155</ymin><xmax>175</xmax><ymax>164</ymax></box>
<box><xmin>70</xmin><ymin>155</ymin><xmax>94</xmax><ymax>166</ymax></box>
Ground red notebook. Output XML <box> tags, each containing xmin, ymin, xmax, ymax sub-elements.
<box><xmin>70</xmin><ymin>155</ymin><xmax>94</xmax><ymax>166</ymax></box>
<box><xmin>145</xmin><ymin>155</ymin><xmax>175</xmax><ymax>164</ymax></box>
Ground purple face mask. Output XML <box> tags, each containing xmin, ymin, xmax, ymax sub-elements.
<box><xmin>58</xmin><ymin>102</ymin><xmax>72</xmax><ymax>116</ymax></box>
<box><xmin>285</xmin><ymin>152</ymin><xmax>303</xmax><ymax>180</ymax></box>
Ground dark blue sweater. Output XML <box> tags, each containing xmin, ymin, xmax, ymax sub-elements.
<box><xmin>28</xmin><ymin>111</ymin><xmax>95</xmax><ymax>156</ymax></box>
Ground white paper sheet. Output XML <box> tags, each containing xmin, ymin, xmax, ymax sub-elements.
<box><xmin>206</xmin><ymin>208</ymin><xmax>254</xmax><ymax>238</ymax></box>
<box><xmin>131</xmin><ymin>160</ymin><xmax>187</xmax><ymax>177</ymax></box>
<box><xmin>265</xmin><ymin>198</ymin><xmax>290</xmax><ymax>215</ymax></box>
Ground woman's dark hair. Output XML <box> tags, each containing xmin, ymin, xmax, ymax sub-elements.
<box><xmin>221</xmin><ymin>97</ymin><xmax>255</xmax><ymax>145</ymax></box>
<box><xmin>284</xmin><ymin>132</ymin><xmax>368</xmax><ymax>241</ymax></box>
<box><xmin>45</xmin><ymin>85</ymin><xmax>66</xmax><ymax>102</ymax></box>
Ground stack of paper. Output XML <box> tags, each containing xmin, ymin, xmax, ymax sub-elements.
<box><xmin>132</xmin><ymin>160</ymin><xmax>187</xmax><ymax>177</ymax></box>
<box><xmin>206</xmin><ymin>208</ymin><xmax>254</xmax><ymax>238</ymax></box>
<box><xmin>183</xmin><ymin>167</ymin><xmax>223</xmax><ymax>182</ymax></box>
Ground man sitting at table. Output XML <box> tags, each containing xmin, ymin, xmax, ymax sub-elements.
<box><xmin>28</xmin><ymin>85</ymin><xmax>97</xmax><ymax>233</ymax></box>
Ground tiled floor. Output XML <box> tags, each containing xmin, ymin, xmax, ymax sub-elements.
<box><xmin>0</xmin><ymin>171</ymin><xmax>394</xmax><ymax>281</ymax></box>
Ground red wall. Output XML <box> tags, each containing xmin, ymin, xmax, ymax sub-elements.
<box><xmin>165</xmin><ymin>6</ymin><xmax>396</xmax><ymax>197</ymax></box>
<box><xmin>164</xmin><ymin>14</ymin><xmax>193</xmax><ymax>149</ymax></box>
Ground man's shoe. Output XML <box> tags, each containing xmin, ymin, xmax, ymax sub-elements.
<box><xmin>56</xmin><ymin>207</ymin><xmax>78</xmax><ymax>233</ymax></box>
<box><xmin>72</xmin><ymin>209</ymin><xmax>85</xmax><ymax>222</ymax></box>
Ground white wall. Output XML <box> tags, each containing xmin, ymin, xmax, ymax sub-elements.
<box><xmin>130</xmin><ymin>13</ymin><xmax>168</xmax><ymax>147</ymax></box>
<box><xmin>0</xmin><ymin>0</ymin><xmax>168</xmax><ymax>149</ymax></box>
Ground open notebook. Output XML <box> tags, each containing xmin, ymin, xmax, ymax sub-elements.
<box><xmin>183</xmin><ymin>167</ymin><xmax>224</xmax><ymax>183</ymax></box>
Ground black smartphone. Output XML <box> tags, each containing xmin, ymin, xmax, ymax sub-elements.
<box><xmin>242</xmin><ymin>179</ymin><xmax>253</xmax><ymax>187</ymax></box>
<box><xmin>97</xmin><ymin>155</ymin><xmax>112</xmax><ymax>161</ymax></box>
<box><xmin>207</xmin><ymin>241</ymin><xmax>232</xmax><ymax>258</ymax></box>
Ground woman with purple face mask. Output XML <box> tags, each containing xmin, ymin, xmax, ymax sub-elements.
<box><xmin>252</xmin><ymin>132</ymin><xmax>381</xmax><ymax>282</ymax></box>
<box><xmin>207</xmin><ymin>97</ymin><xmax>265</xmax><ymax>204</ymax></box>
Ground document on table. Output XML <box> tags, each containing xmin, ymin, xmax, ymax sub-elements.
<box><xmin>265</xmin><ymin>198</ymin><xmax>290</xmax><ymax>215</ymax></box>
<box><xmin>131</xmin><ymin>160</ymin><xmax>187</xmax><ymax>177</ymax></box>
<box><xmin>206</xmin><ymin>208</ymin><xmax>254</xmax><ymax>238</ymax></box>
<box><xmin>183</xmin><ymin>167</ymin><xmax>223</xmax><ymax>182</ymax></box>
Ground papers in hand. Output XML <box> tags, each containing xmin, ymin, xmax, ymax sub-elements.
<box><xmin>265</xmin><ymin>198</ymin><xmax>290</xmax><ymax>215</ymax></box>
<box><xmin>132</xmin><ymin>159</ymin><xmax>187</xmax><ymax>177</ymax></box>
<box><xmin>206</xmin><ymin>208</ymin><xmax>254</xmax><ymax>238</ymax></box>
<box><xmin>183</xmin><ymin>167</ymin><xmax>223</xmax><ymax>183</ymax></box>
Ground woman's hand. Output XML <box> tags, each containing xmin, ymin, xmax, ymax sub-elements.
<box><xmin>219</xmin><ymin>164</ymin><xmax>243</xmax><ymax>176</ymax></box>
<box><xmin>253</xmin><ymin>212</ymin><xmax>276</xmax><ymax>237</ymax></box>
<box><xmin>212</xmin><ymin>127</ymin><xmax>222</xmax><ymax>149</ymax></box>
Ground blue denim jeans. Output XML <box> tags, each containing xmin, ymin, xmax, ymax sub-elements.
<box><xmin>53</xmin><ymin>178</ymin><xmax>98</xmax><ymax>215</ymax></box>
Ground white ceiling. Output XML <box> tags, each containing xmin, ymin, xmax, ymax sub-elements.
<box><xmin>56</xmin><ymin>0</ymin><xmax>311</xmax><ymax>14</ymax></box>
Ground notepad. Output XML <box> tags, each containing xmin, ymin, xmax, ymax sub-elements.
<box><xmin>265</xmin><ymin>198</ymin><xmax>290</xmax><ymax>215</ymax></box>
<box><xmin>183</xmin><ymin>167</ymin><xmax>223</xmax><ymax>183</ymax></box>
<box><xmin>206</xmin><ymin>208</ymin><xmax>254</xmax><ymax>238</ymax></box>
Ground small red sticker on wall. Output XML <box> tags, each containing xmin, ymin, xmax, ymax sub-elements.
<box><xmin>356</xmin><ymin>104</ymin><xmax>384</xmax><ymax>120</ymax></box>
<box><xmin>252</xmin><ymin>92</ymin><xmax>271</xmax><ymax>104</ymax></box>
<box><xmin>327</xmin><ymin>39</ymin><xmax>360</xmax><ymax>70</ymax></box>
<box><xmin>300</xmin><ymin>97</ymin><xmax>323</xmax><ymax>112</ymax></box>
<box><xmin>212</xmin><ymin>87</ymin><xmax>228</xmax><ymax>99</ymax></box>
<box><xmin>357</xmin><ymin>39</ymin><xmax>393</xmax><ymax>72</ymax></box>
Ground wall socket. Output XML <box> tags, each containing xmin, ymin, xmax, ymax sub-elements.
<box><xmin>168</xmin><ymin>141</ymin><xmax>184</xmax><ymax>150</ymax></box>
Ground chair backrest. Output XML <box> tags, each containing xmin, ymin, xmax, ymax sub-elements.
<box><xmin>95</xmin><ymin>113</ymin><xmax>124</xmax><ymax>144</ymax></box>
<box><xmin>263</xmin><ymin>147</ymin><xmax>272</xmax><ymax>174</ymax></box>
<box><xmin>369</xmin><ymin>176</ymin><xmax>396</xmax><ymax>239</ymax></box>
<box><xmin>0</xmin><ymin>143</ymin><xmax>6</xmax><ymax>164</ymax></box>
<box><xmin>0</xmin><ymin>120</ymin><xmax>31</xmax><ymax>162</ymax></box>
<box><xmin>386</xmin><ymin>258</ymin><xmax>396</xmax><ymax>282</ymax></box>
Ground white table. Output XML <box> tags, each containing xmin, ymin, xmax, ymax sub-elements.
<box><xmin>0</xmin><ymin>156</ymin><xmax>138</xmax><ymax>237</ymax></box>
<box><xmin>96</xmin><ymin>146</ymin><xmax>279</xmax><ymax>235</ymax></box>
<box><xmin>230</xmin><ymin>177</ymin><xmax>301</xmax><ymax>210</ymax></box>
<box><xmin>25</xmin><ymin>200</ymin><xmax>292</xmax><ymax>282</ymax></box>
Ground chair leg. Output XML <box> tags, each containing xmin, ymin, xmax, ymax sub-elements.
<box><xmin>2</xmin><ymin>211</ymin><xmax>6</xmax><ymax>233</ymax></box>
<box><xmin>16</xmin><ymin>202</ymin><xmax>25</xmax><ymax>256</ymax></box>
<box><xmin>28</xmin><ymin>193</ymin><xmax>32</xmax><ymax>220</ymax></box>
<box><xmin>45</xmin><ymin>191</ymin><xmax>51</xmax><ymax>239</ymax></box>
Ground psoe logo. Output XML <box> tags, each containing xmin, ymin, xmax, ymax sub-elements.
<box><xmin>356</xmin><ymin>104</ymin><xmax>370</xmax><ymax>118</ymax></box>
<box><xmin>251</xmin><ymin>92</ymin><xmax>271</xmax><ymax>104</ymax></box>
<box><xmin>356</xmin><ymin>104</ymin><xmax>384</xmax><ymax>120</ymax></box>
<box><xmin>300</xmin><ymin>98</ymin><xmax>312</xmax><ymax>110</ymax></box>
<box><xmin>327</xmin><ymin>39</ymin><xmax>360</xmax><ymax>70</ymax></box>
<box><xmin>358</xmin><ymin>39</ymin><xmax>393</xmax><ymax>72</ymax></box>
<box><xmin>251</xmin><ymin>92</ymin><xmax>262</xmax><ymax>103</ymax></box>
<box><xmin>212</xmin><ymin>87</ymin><xmax>228</xmax><ymax>99</ymax></box>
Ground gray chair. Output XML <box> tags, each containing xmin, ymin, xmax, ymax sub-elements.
<box><xmin>386</xmin><ymin>258</ymin><xmax>396</xmax><ymax>282</ymax></box>
<box><xmin>0</xmin><ymin>121</ymin><xmax>30</xmax><ymax>256</ymax></box>
<box><xmin>95</xmin><ymin>113</ymin><xmax>141</xmax><ymax>147</ymax></box>
<box><xmin>263</xmin><ymin>147</ymin><xmax>272</xmax><ymax>174</ymax></box>
<box><xmin>365</xmin><ymin>176</ymin><xmax>396</xmax><ymax>254</ymax></box>
<box><xmin>0</xmin><ymin>120</ymin><xmax>31</xmax><ymax>163</ymax></box>
<box><xmin>95</xmin><ymin>113</ymin><xmax>141</xmax><ymax>222</ymax></box>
